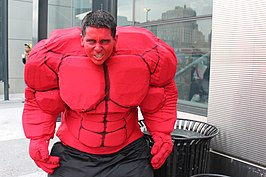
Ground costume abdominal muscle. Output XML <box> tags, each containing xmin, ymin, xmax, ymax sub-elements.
<box><xmin>22</xmin><ymin>26</ymin><xmax>178</xmax><ymax>155</ymax></box>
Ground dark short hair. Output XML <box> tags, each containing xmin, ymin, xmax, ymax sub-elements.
<box><xmin>81</xmin><ymin>10</ymin><xmax>117</xmax><ymax>38</ymax></box>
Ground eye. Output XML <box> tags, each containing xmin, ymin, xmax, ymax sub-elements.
<box><xmin>86</xmin><ymin>39</ymin><xmax>96</xmax><ymax>45</ymax></box>
<box><xmin>101</xmin><ymin>40</ymin><xmax>110</xmax><ymax>45</ymax></box>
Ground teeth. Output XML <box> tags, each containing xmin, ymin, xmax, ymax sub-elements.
<box><xmin>94</xmin><ymin>54</ymin><xmax>104</xmax><ymax>58</ymax></box>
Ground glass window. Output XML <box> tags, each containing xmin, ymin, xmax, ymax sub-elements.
<box><xmin>117</xmin><ymin>0</ymin><xmax>212</xmax><ymax>115</ymax></box>
<box><xmin>47</xmin><ymin>0</ymin><xmax>92</xmax><ymax>35</ymax></box>
<box><xmin>118</xmin><ymin>0</ymin><xmax>212</xmax><ymax>25</ymax></box>
<box><xmin>72</xmin><ymin>1</ymin><xmax>92</xmax><ymax>26</ymax></box>
<box><xmin>117</xmin><ymin>1</ymin><xmax>134</xmax><ymax>26</ymax></box>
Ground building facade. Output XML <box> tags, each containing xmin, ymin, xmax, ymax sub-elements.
<box><xmin>0</xmin><ymin>0</ymin><xmax>265</xmax><ymax>176</ymax></box>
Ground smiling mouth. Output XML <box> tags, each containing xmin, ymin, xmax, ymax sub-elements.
<box><xmin>94</xmin><ymin>54</ymin><xmax>104</xmax><ymax>59</ymax></box>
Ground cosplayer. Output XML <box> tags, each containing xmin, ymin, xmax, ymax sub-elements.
<box><xmin>22</xmin><ymin>10</ymin><xmax>178</xmax><ymax>177</ymax></box>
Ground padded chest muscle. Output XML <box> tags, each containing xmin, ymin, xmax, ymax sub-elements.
<box><xmin>107</xmin><ymin>55</ymin><xmax>150</xmax><ymax>107</ymax></box>
<box><xmin>59</xmin><ymin>56</ymin><xmax>105</xmax><ymax>111</ymax></box>
<box><xmin>58</xmin><ymin>55</ymin><xmax>150</xmax><ymax>112</ymax></box>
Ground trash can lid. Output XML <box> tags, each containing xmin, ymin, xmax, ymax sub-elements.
<box><xmin>143</xmin><ymin>129</ymin><xmax>205</xmax><ymax>139</ymax></box>
<box><xmin>191</xmin><ymin>174</ymin><xmax>231</xmax><ymax>177</ymax></box>
<box><xmin>172</xmin><ymin>129</ymin><xmax>205</xmax><ymax>138</ymax></box>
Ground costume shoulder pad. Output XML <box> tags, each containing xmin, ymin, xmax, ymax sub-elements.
<box><xmin>25</xmin><ymin>27</ymin><xmax>86</xmax><ymax>91</ymax></box>
<box><xmin>116</xmin><ymin>26</ymin><xmax>177</xmax><ymax>86</ymax></box>
<box><xmin>44</xmin><ymin>27</ymin><xmax>86</xmax><ymax>56</ymax></box>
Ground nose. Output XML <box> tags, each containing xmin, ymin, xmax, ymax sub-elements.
<box><xmin>94</xmin><ymin>43</ymin><xmax>103</xmax><ymax>52</ymax></box>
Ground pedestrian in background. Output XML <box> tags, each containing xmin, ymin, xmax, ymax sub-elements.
<box><xmin>21</xmin><ymin>43</ymin><xmax>32</xmax><ymax>64</ymax></box>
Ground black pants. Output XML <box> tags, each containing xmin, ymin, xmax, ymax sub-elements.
<box><xmin>48</xmin><ymin>137</ymin><xmax>154</xmax><ymax>177</ymax></box>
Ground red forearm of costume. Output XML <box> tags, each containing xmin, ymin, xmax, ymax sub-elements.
<box><xmin>140</xmin><ymin>80</ymin><xmax>178</xmax><ymax>135</ymax></box>
<box><xmin>22</xmin><ymin>87</ymin><xmax>65</xmax><ymax>140</ymax></box>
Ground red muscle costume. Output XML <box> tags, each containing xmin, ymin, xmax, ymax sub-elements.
<box><xmin>22</xmin><ymin>26</ymin><xmax>178</xmax><ymax>172</ymax></box>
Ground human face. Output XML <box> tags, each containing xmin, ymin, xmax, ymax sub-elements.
<box><xmin>25</xmin><ymin>46</ymin><xmax>31</xmax><ymax>53</ymax></box>
<box><xmin>81</xmin><ymin>27</ymin><xmax>117</xmax><ymax>65</ymax></box>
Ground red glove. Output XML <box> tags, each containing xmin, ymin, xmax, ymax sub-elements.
<box><xmin>29</xmin><ymin>138</ymin><xmax>60</xmax><ymax>174</ymax></box>
<box><xmin>150</xmin><ymin>133</ymin><xmax>173</xmax><ymax>169</ymax></box>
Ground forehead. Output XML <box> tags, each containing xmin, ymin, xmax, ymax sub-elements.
<box><xmin>84</xmin><ymin>27</ymin><xmax>112</xmax><ymax>38</ymax></box>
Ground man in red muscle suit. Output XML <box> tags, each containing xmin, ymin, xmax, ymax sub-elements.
<box><xmin>22</xmin><ymin>10</ymin><xmax>178</xmax><ymax>177</ymax></box>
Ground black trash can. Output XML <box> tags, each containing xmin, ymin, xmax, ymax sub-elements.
<box><xmin>139</xmin><ymin>118</ymin><xmax>219</xmax><ymax>177</ymax></box>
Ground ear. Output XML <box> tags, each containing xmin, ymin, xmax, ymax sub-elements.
<box><xmin>80</xmin><ymin>36</ymin><xmax>84</xmax><ymax>47</ymax></box>
<box><xmin>114</xmin><ymin>34</ymin><xmax>118</xmax><ymax>45</ymax></box>
<box><xmin>113</xmin><ymin>35</ymin><xmax>118</xmax><ymax>51</ymax></box>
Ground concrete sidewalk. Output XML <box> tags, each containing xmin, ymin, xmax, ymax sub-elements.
<box><xmin>0</xmin><ymin>93</ymin><xmax>53</xmax><ymax>177</ymax></box>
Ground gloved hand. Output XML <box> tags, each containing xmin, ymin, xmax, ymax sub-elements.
<box><xmin>29</xmin><ymin>138</ymin><xmax>60</xmax><ymax>174</ymax></box>
<box><xmin>150</xmin><ymin>133</ymin><xmax>173</xmax><ymax>169</ymax></box>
